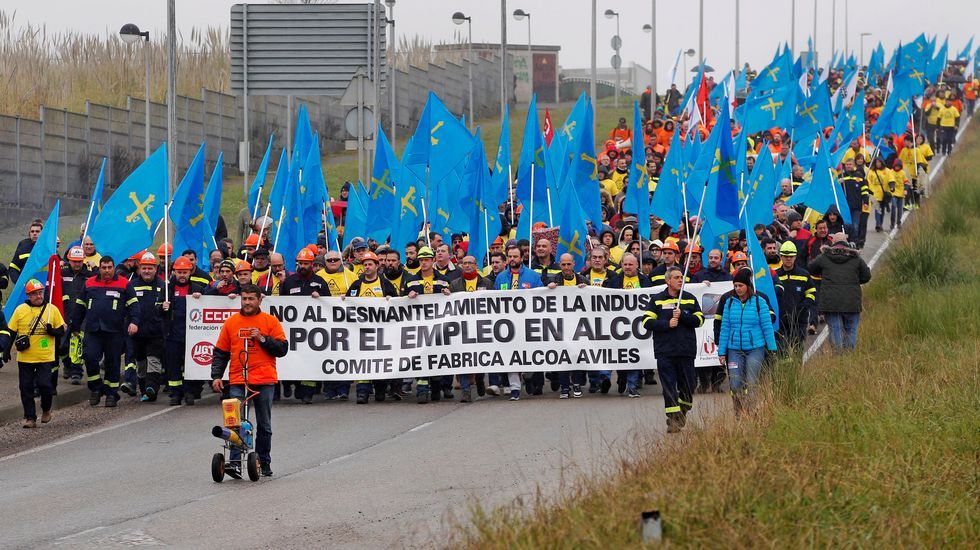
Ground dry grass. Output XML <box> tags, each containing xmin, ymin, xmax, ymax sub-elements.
<box><xmin>0</xmin><ymin>10</ymin><xmax>229</xmax><ymax>116</ymax></box>
<box><xmin>454</xmin><ymin>121</ymin><xmax>980</xmax><ymax>548</ymax></box>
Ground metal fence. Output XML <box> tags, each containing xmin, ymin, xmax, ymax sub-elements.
<box><xmin>0</xmin><ymin>53</ymin><xmax>511</xmax><ymax>229</ymax></box>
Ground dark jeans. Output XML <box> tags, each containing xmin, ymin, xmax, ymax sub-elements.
<box><xmin>558</xmin><ymin>370</ymin><xmax>586</xmax><ymax>390</ymax></box>
<box><xmin>229</xmin><ymin>384</ymin><xmax>274</xmax><ymax>465</ymax></box>
<box><xmin>20</xmin><ymin>361</ymin><xmax>55</xmax><ymax>420</ymax></box>
<box><xmin>656</xmin><ymin>356</ymin><xmax>696</xmax><ymax>420</ymax></box>
<box><xmin>83</xmin><ymin>331</ymin><xmax>123</xmax><ymax>398</ymax></box>
<box><xmin>825</xmin><ymin>312</ymin><xmax>861</xmax><ymax>351</ymax></box>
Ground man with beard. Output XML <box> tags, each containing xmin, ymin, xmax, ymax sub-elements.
<box><xmin>122</xmin><ymin>253</ymin><xmax>166</xmax><ymax>401</ymax></box>
<box><xmin>493</xmin><ymin>245</ymin><xmax>543</xmax><ymax>400</ymax></box>
<box><xmin>346</xmin><ymin>251</ymin><xmax>399</xmax><ymax>404</ymax></box>
<box><xmin>448</xmin><ymin>255</ymin><xmax>494</xmax><ymax>403</ymax></box>
<box><xmin>280</xmin><ymin>248</ymin><xmax>327</xmax><ymax>404</ymax></box>
<box><xmin>692</xmin><ymin>249</ymin><xmax>732</xmax><ymax>283</ymax></box>
<box><xmin>161</xmin><ymin>257</ymin><xmax>207</xmax><ymax>405</ymax></box>
<box><xmin>249</xmin><ymin>248</ymin><xmax>271</xmax><ymax>284</ymax></box>
<box><xmin>256</xmin><ymin>253</ymin><xmax>287</xmax><ymax>296</ymax></box>
<box><xmin>762</xmin><ymin>238</ymin><xmax>781</xmax><ymax>271</ymax></box>
<box><xmin>380</xmin><ymin>248</ymin><xmax>407</xmax><ymax>294</ymax></box>
<box><xmin>403</xmin><ymin>242</ymin><xmax>421</xmax><ymax>275</ymax></box>
<box><xmin>206</xmin><ymin>260</ymin><xmax>240</xmax><ymax>297</ymax></box>
<box><xmin>179</xmin><ymin>249</ymin><xmax>213</xmax><ymax>287</ymax></box>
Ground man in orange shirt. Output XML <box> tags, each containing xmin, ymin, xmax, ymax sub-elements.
<box><xmin>211</xmin><ymin>284</ymin><xmax>288</xmax><ymax>477</ymax></box>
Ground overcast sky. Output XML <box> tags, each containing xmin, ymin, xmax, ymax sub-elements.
<box><xmin>6</xmin><ymin>0</ymin><xmax>976</xmax><ymax>89</ymax></box>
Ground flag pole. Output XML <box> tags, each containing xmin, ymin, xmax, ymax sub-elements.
<box><xmin>420</xmin><ymin>197</ymin><xmax>431</xmax><ymax>248</ymax></box>
<box><xmin>508</xmin><ymin>163</ymin><xmax>515</xmax><ymax>228</ymax></box>
<box><xmin>677</xmin><ymin>176</ymin><xmax>710</xmax><ymax>305</ymax></box>
<box><xmin>546</xmin><ymin>186</ymin><xmax>554</xmax><ymax>227</ymax></box>
<box><xmin>163</xmin><ymin>202</ymin><xmax>170</xmax><ymax>298</ymax></box>
<box><xmin>528</xmin><ymin>164</ymin><xmax>535</xmax><ymax>267</ymax></box>
<box><xmin>272</xmin><ymin>205</ymin><xmax>286</xmax><ymax>254</ymax></box>
<box><xmin>483</xmin><ymin>209</ymin><xmax>491</xmax><ymax>269</ymax></box>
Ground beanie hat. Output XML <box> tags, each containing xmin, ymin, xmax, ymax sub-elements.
<box><xmin>733</xmin><ymin>267</ymin><xmax>754</xmax><ymax>287</ymax></box>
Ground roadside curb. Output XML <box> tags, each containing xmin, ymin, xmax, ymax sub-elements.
<box><xmin>0</xmin><ymin>383</ymin><xmax>90</xmax><ymax>424</ymax></box>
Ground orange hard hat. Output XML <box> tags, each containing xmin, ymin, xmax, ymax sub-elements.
<box><xmin>235</xmin><ymin>260</ymin><xmax>252</xmax><ymax>273</ymax></box>
<box><xmin>296</xmin><ymin>248</ymin><xmax>316</xmax><ymax>262</ymax></box>
<box><xmin>139</xmin><ymin>252</ymin><xmax>157</xmax><ymax>266</ymax></box>
<box><xmin>684</xmin><ymin>243</ymin><xmax>703</xmax><ymax>254</ymax></box>
<box><xmin>732</xmin><ymin>251</ymin><xmax>749</xmax><ymax>263</ymax></box>
<box><xmin>157</xmin><ymin>243</ymin><xmax>173</xmax><ymax>256</ymax></box>
<box><xmin>67</xmin><ymin>247</ymin><xmax>85</xmax><ymax>261</ymax></box>
<box><xmin>361</xmin><ymin>251</ymin><xmax>379</xmax><ymax>264</ymax></box>
<box><xmin>25</xmin><ymin>279</ymin><xmax>45</xmax><ymax>294</ymax></box>
<box><xmin>172</xmin><ymin>257</ymin><xmax>193</xmax><ymax>271</ymax></box>
<box><xmin>306</xmin><ymin>244</ymin><xmax>319</xmax><ymax>255</ymax></box>
<box><xmin>661</xmin><ymin>241</ymin><xmax>680</xmax><ymax>253</ymax></box>
<box><xmin>129</xmin><ymin>250</ymin><xmax>146</xmax><ymax>262</ymax></box>
<box><xmin>244</xmin><ymin>234</ymin><xmax>260</xmax><ymax>247</ymax></box>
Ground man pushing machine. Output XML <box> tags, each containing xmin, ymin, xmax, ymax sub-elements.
<box><xmin>210</xmin><ymin>284</ymin><xmax>288</xmax><ymax>478</ymax></box>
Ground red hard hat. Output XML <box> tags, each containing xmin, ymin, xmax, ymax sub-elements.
<box><xmin>296</xmin><ymin>248</ymin><xmax>316</xmax><ymax>262</ymax></box>
<box><xmin>139</xmin><ymin>252</ymin><xmax>157</xmax><ymax>266</ymax></box>
<box><xmin>245</xmin><ymin>234</ymin><xmax>260</xmax><ymax>247</ymax></box>
<box><xmin>172</xmin><ymin>256</ymin><xmax>193</xmax><ymax>271</ymax></box>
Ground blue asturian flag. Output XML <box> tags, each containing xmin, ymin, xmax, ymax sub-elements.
<box><xmin>624</xmin><ymin>102</ymin><xmax>651</xmax><ymax>239</ymax></box>
<box><xmin>4</xmin><ymin>201</ymin><xmax>60</xmax><ymax>319</ymax></box>
<box><xmin>171</xmin><ymin>143</ymin><xmax>211</xmax><ymax>268</ymax></box>
<box><xmin>84</xmin><ymin>158</ymin><xmax>106</xmax><ymax>232</ymax></box>
<box><xmin>247</xmin><ymin>135</ymin><xmax>274</xmax><ymax>219</ymax></box>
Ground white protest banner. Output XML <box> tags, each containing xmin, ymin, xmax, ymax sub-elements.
<box><xmin>184</xmin><ymin>283</ymin><xmax>731</xmax><ymax>381</ymax></box>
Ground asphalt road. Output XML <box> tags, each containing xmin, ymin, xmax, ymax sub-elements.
<box><xmin>0</xmin><ymin>121</ymin><xmax>966</xmax><ymax>549</ymax></box>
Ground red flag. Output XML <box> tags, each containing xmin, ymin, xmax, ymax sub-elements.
<box><xmin>45</xmin><ymin>254</ymin><xmax>64</xmax><ymax>319</ymax></box>
<box><xmin>696</xmin><ymin>77</ymin><xmax>714</xmax><ymax>127</ymax></box>
<box><xmin>543</xmin><ymin>108</ymin><xmax>555</xmax><ymax>145</ymax></box>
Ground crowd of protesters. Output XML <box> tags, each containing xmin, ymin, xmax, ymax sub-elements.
<box><xmin>0</xmin><ymin>60</ymin><xmax>973</xmax><ymax>433</ymax></box>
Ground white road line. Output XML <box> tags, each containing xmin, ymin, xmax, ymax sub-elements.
<box><xmin>52</xmin><ymin>525</ymin><xmax>106</xmax><ymax>542</ymax></box>
<box><xmin>802</xmin><ymin>115</ymin><xmax>972</xmax><ymax>365</ymax></box>
<box><xmin>0</xmin><ymin>406</ymin><xmax>179</xmax><ymax>464</ymax></box>
<box><xmin>409</xmin><ymin>421</ymin><xmax>433</xmax><ymax>432</ymax></box>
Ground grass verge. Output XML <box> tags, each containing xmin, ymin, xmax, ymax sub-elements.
<box><xmin>455</xmin><ymin>122</ymin><xmax>980</xmax><ymax>547</ymax></box>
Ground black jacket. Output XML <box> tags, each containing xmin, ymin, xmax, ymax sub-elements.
<box><xmin>806</xmin><ymin>244</ymin><xmax>871</xmax><ymax>313</ymax></box>
<box><xmin>642</xmin><ymin>288</ymin><xmax>704</xmax><ymax>359</ymax></box>
<box><xmin>280</xmin><ymin>271</ymin><xmax>328</xmax><ymax>296</ymax></box>
<box><xmin>546</xmin><ymin>272</ymin><xmax>589</xmax><ymax>286</ymax></box>
<box><xmin>347</xmin><ymin>276</ymin><xmax>399</xmax><ymax>297</ymax></box>
<box><xmin>402</xmin><ymin>271</ymin><xmax>451</xmax><ymax>295</ymax></box>
<box><xmin>840</xmin><ymin>169</ymin><xmax>870</xmax><ymax>211</ymax></box>
<box><xmin>71</xmin><ymin>275</ymin><xmax>140</xmax><ymax>333</ymax></box>
<box><xmin>448</xmin><ymin>274</ymin><xmax>494</xmax><ymax>292</ymax></box>
<box><xmin>60</xmin><ymin>265</ymin><xmax>92</xmax><ymax>321</ymax></box>
<box><xmin>774</xmin><ymin>264</ymin><xmax>817</xmax><ymax>325</ymax></box>
<box><xmin>130</xmin><ymin>275</ymin><xmax>166</xmax><ymax>338</ymax></box>
<box><xmin>8</xmin><ymin>238</ymin><xmax>34</xmax><ymax>284</ymax></box>
<box><xmin>162</xmin><ymin>280</ymin><xmax>208</xmax><ymax>343</ymax></box>
<box><xmin>692</xmin><ymin>266</ymin><xmax>732</xmax><ymax>283</ymax></box>
<box><xmin>602</xmin><ymin>272</ymin><xmax>654</xmax><ymax>289</ymax></box>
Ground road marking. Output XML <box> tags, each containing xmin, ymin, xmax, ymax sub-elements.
<box><xmin>52</xmin><ymin>525</ymin><xmax>106</xmax><ymax>542</ymax></box>
<box><xmin>409</xmin><ymin>421</ymin><xmax>433</xmax><ymax>432</ymax></box>
<box><xmin>0</xmin><ymin>406</ymin><xmax>179</xmax><ymax>464</ymax></box>
<box><xmin>803</xmin><ymin>115</ymin><xmax>971</xmax><ymax>365</ymax></box>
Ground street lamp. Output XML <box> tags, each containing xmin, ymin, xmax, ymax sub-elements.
<box><xmin>452</xmin><ymin>11</ymin><xmax>474</xmax><ymax>130</ymax></box>
<box><xmin>385</xmin><ymin>0</ymin><xmax>396</xmax><ymax>144</ymax></box>
<box><xmin>859</xmin><ymin>32</ymin><xmax>872</xmax><ymax>68</ymax></box>
<box><xmin>604</xmin><ymin>9</ymin><xmax>621</xmax><ymax>108</ymax></box>
<box><xmin>643</xmin><ymin>22</ymin><xmax>656</xmax><ymax>110</ymax></box>
<box><xmin>682</xmin><ymin>48</ymin><xmax>695</xmax><ymax>91</ymax></box>
<box><xmin>120</xmin><ymin>23</ymin><xmax>151</xmax><ymax>160</ymax></box>
<box><xmin>513</xmin><ymin>9</ymin><xmax>531</xmax><ymax>53</ymax></box>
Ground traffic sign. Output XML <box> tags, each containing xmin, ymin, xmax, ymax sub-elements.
<box><xmin>611</xmin><ymin>54</ymin><xmax>622</xmax><ymax>69</ymax></box>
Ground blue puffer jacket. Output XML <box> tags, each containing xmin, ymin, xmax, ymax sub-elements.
<box><xmin>717</xmin><ymin>294</ymin><xmax>778</xmax><ymax>356</ymax></box>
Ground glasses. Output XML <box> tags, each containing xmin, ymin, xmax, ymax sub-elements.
<box><xmin>270</xmin><ymin>264</ymin><xmax>285</xmax><ymax>268</ymax></box>
<box><xmin>326</xmin><ymin>259</ymin><xmax>341</xmax><ymax>262</ymax></box>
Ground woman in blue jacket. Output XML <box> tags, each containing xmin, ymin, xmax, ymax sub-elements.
<box><xmin>718</xmin><ymin>268</ymin><xmax>777</xmax><ymax>415</ymax></box>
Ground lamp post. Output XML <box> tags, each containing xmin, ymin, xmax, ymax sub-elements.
<box><xmin>682</xmin><ymin>48</ymin><xmax>695</xmax><ymax>91</ymax></box>
<box><xmin>120</xmin><ymin>23</ymin><xmax>151</xmax><ymax>160</ymax></box>
<box><xmin>452</xmin><ymin>11</ymin><xmax>474</xmax><ymax>130</ymax></box>
<box><xmin>385</xmin><ymin>0</ymin><xmax>396</xmax><ymax>144</ymax></box>
<box><xmin>166</xmin><ymin>0</ymin><xmax>176</xmax><ymax>201</ymax></box>
<box><xmin>513</xmin><ymin>9</ymin><xmax>531</xmax><ymax>105</ymax></box>
<box><xmin>604</xmin><ymin>8</ymin><xmax>620</xmax><ymax>108</ymax></box>
<box><xmin>590</xmin><ymin>0</ymin><xmax>597</xmax><ymax>121</ymax></box>
<box><xmin>859</xmin><ymin>32</ymin><xmax>871</xmax><ymax>68</ymax></box>
<box><xmin>645</xmin><ymin>0</ymin><xmax>657</xmax><ymax>111</ymax></box>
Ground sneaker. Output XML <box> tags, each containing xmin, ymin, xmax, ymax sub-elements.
<box><xmin>105</xmin><ymin>394</ymin><xmax>119</xmax><ymax>408</ymax></box>
<box><xmin>120</xmin><ymin>382</ymin><xmax>137</xmax><ymax>396</ymax></box>
<box><xmin>401</xmin><ymin>382</ymin><xmax>413</xmax><ymax>394</ymax></box>
<box><xmin>386</xmin><ymin>389</ymin><xmax>402</xmax><ymax>402</ymax></box>
<box><xmin>183</xmin><ymin>395</ymin><xmax>195</xmax><ymax>406</ymax></box>
<box><xmin>22</xmin><ymin>419</ymin><xmax>37</xmax><ymax>429</ymax></box>
<box><xmin>460</xmin><ymin>387</ymin><xmax>472</xmax><ymax>403</ymax></box>
<box><xmin>226</xmin><ymin>462</ymin><xmax>242</xmax><ymax>480</ymax></box>
<box><xmin>141</xmin><ymin>387</ymin><xmax>157</xmax><ymax>403</ymax></box>
<box><xmin>550</xmin><ymin>378</ymin><xmax>560</xmax><ymax>392</ymax></box>
<box><xmin>417</xmin><ymin>392</ymin><xmax>430</xmax><ymax>404</ymax></box>
<box><xmin>509</xmin><ymin>389</ymin><xmax>520</xmax><ymax>401</ymax></box>
<box><xmin>302</xmin><ymin>395</ymin><xmax>313</xmax><ymax>405</ymax></box>
<box><xmin>356</xmin><ymin>393</ymin><xmax>369</xmax><ymax>405</ymax></box>
<box><xmin>375</xmin><ymin>391</ymin><xmax>386</xmax><ymax>402</ymax></box>
<box><xmin>69</xmin><ymin>376</ymin><xmax>81</xmax><ymax>385</ymax></box>
<box><xmin>338</xmin><ymin>394</ymin><xmax>349</xmax><ymax>401</ymax></box>
<box><xmin>532</xmin><ymin>386</ymin><xmax>543</xmax><ymax>396</ymax></box>
<box><xmin>169</xmin><ymin>395</ymin><xmax>182</xmax><ymax>406</ymax></box>
<box><xmin>40</xmin><ymin>411</ymin><xmax>52</xmax><ymax>423</ymax></box>
<box><xmin>486</xmin><ymin>385</ymin><xmax>500</xmax><ymax>396</ymax></box>
<box><xmin>282</xmin><ymin>384</ymin><xmax>293</xmax><ymax>398</ymax></box>
<box><xmin>600</xmin><ymin>377</ymin><xmax>612</xmax><ymax>394</ymax></box>
<box><xmin>260</xmin><ymin>463</ymin><xmax>273</xmax><ymax>477</ymax></box>
<box><xmin>559</xmin><ymin>390</ymin><xmax>570</xmax><ymax>399</ymax></box>
<box><xmin>627</xmin><ymin>388</ymin><xmax>641</xmax><ymax>398</ymax></box>
<box><xmin>572</xmin><ymin>384</ymin><xmax>583</xmax><ymax>398</ymax></box>
<box><xmin>89</xmin><ymin>391</ymin><xmax>102</xmax><ymax>406</ymax></box>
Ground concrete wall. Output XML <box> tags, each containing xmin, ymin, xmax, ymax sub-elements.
<box><xmin>0</xmin><ymin>53</ymin><xmax>511</xmax><ymax>229</ymax></box>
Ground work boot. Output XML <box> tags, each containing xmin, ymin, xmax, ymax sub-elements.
<box><xmin>356</xmin><ymin>393</ymin><xmax>369</xmax><ymax>405</ymax></box>
<box><xmin>260</xmin><ymin>463</ymin><xmax>273</xmax><ymax>477</ymax></box>
<box><xmin>89</xmin><ymin>391</ymin><xmax>102</xmax><ymax>406</ymax></box>
<box><xmin>69</xmin><ymin>376</ymin><xmax>81</xmax><ymax>385</ymax></box>
<box><xmin>475</xmin><ymin>376</ymin><xmax>486</xmax><ymax>397</ymax></box>
<box><xmin>120</xmin><ymin>382</ymin><xmax>137</xmax><ymax>396</ymax></box>
<box><xmin>644</xmin><ymin>371</ymin><xmax>658</xmax><ymax>385</ymax></box>
<box><xmin>105</xmin><ymin>394</ymin><xmax>119</xmax><ymax>408</ymax></box>
<box><xmin>617</xmin><ymin>375</ymin><xmax>627</xmax><ymax>395</ymax></box>
<box><xmin>460</xmin><ymin>387</ymin><xmax>472</xmax><ymax>403</ymax></box>
<box><xmin>374</xmin><ymin>391</ymin><xmax>385</xmax><ymax>403</ymax></box>
<box><xmin>732</xmin><ymin>395</ymin><xmax>745</xmax><ymax>419</ymax></box>
<box><xmin>417</xmin><ymin>391</ymin><xmax>430</xmax><ymax>404</ymax></box>
<box><xmin>442</xmin><ymin>388</ymin><xmax>454</xmax><ymax>400</ymax></box>
<box><xmin>40</xmin><ymin>411</ymin><xmax>52</xmax><ymax>423</ymax></box>
<box><xmin>600</xmin><ymin>377</ymin><xmax>612</xmax><ymax>394</ymax></box>
<box><xmin>169</xmin><ymin>395</ymin><xmax>182</xmax><ymax>406</ymax></box>
<box><xmin>183</xmin><ymin>395</ymin><xmax>195</xmax><ymax>406</ymax></box>
<box><xmin>302</xmin><ymin>395</ymin><xmax>313</xmax><ymax>405</ymax></box>
<box><xmin>666</xmin><ymin>418</ymin><xmax>682</xmax><ymax>433</ymax></box>
<box><xmin>22</xmin><ymin>419</ymin><xmax>37</xmax><ymax>429</ymax></box>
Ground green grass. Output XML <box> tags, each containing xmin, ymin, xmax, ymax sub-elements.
<box><xmin>453</xmin><ymin>121</ymin><xmax>980</xmax><ymax>548</ymax></box>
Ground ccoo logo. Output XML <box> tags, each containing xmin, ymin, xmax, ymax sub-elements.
<box><xmin>189</xmin><ymin>309</ymin><xmax>203</xmax><ymax>323</ymax></box>
<box><xmin>191</xmin><ymin>341</ymin><xmax>214</xmax><ymax>366</ymax></box>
